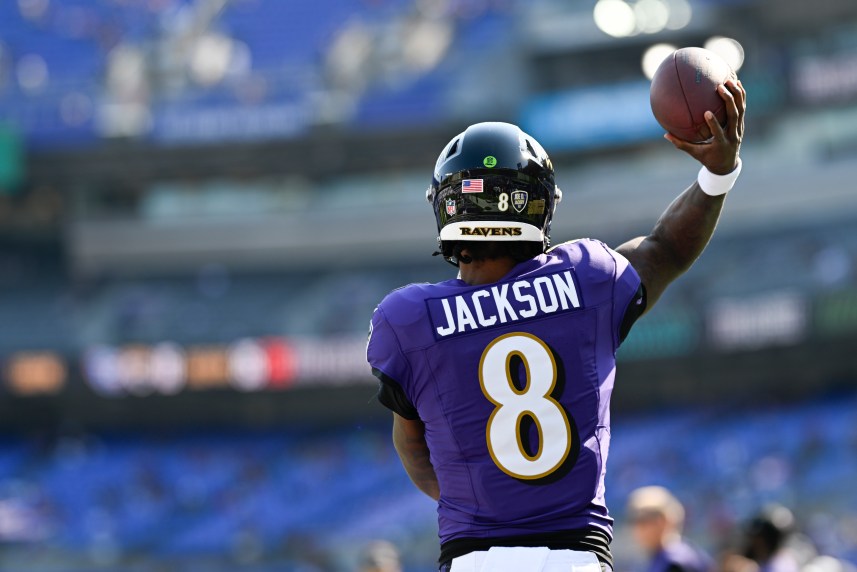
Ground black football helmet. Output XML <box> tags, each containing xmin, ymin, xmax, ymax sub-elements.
<box><xmin>426</xmin><ymin>122</ymin><xmax>562</xmax><ymax>264</ymax></box>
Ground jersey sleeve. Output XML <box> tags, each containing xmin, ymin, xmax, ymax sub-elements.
<box><xmin>366</xmin><ymin>304</ymin><xmax>419</xmax><ymax>420</ymax></box>
<box><xmin>603</xmin><ymin>243</ymin><xmax>646</xmax><ymax>348</ymax></box>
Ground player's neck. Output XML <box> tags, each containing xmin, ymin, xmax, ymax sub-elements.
<box><xmin>458</xmin><ymin>258</ymin><xmax>517</xmax><ymax>286</ymax></box>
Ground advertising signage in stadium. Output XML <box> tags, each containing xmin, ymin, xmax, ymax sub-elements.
<box><xmin>707</xmin><ymin>291</ymin><xmax>809</xmax><ymax>351</ymax></box>
<box><xmin>3</xmin><ymin>352</ymin><xmax>67</xmax><ymax>396</ymax></box>
<box><xmin>0</xmin><ymin>338</ymin><xmax>370</xmax><ymax>398</ymax></box>
<box><xmin>792</xmin><ymin>52</ymin><xmax>857</xmax><ymax>105</ymax></box>
<box><xmin>82</xmin><ymin>336</ymin><xmax>369</xmax><ymax>397</ymax></box>
<box><xmin>0</xmin><ymin>286</ymin><xmax>835</xmax><ymax>399</ymax></box>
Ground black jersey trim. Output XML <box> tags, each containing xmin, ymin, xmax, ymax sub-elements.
<box><xmin>438</xmin><ymin>527</ymin><xmax>612</xmax><ymax>568</ymax></box>
<box><xmin>619</xmin><ymin>283</ymin><xmax>647</xmax><ymax>344</ymax></box>
<box><xmin>373</xmin><ymin>368</ymin><xmax>419</xmax><ymax>420</ymax></box>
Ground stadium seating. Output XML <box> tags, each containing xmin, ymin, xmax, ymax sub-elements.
<box><xmin>0</xmin><ymin>396</ymin><xmax>854</xmax><ymax>570</ymax></box>
<box><xmin>0</xmin><ymin>0</ymin><xmax>510</xmax><ymax>145</ymax></box>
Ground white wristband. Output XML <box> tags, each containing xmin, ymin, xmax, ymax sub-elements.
<box><xmin>698</xmin><ymin>158</ymin><xmax>742</xmax><ymax>196</ymax></box>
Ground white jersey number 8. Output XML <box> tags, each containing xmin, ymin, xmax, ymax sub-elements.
<box><xmin>479</xmin><ymin>332</ymin><xmax>572</xmax><ymax>480</ymax></box>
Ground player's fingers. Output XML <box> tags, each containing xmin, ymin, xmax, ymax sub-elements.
<box><xmin>664</xmin><ymin>134</ymin><xmax>710</xmax><ymax>164</ymax></box>
<box><xmin>726</xmin><ymin>79</ymin><xmax>745</xmax><ymax>122</ymax></box>
<box><xmin>704</xmin><ymin>110</ymin><xmax>726</xmax><ymax>142</ymax></box>
<box><xmin>726</xmin><ymin>79</ymin><xmax>744</xmax><ymax>108</ymax></box>
<box><xmin>734</xmin><ymin>80</ymin><xmax>747</xmax><ymax>138</ymax></box>
<box><xmin>664</xmin><ymin>133</ymin><xmax>701</xmax><ymax>154</ymax></box>
<box><xmin>718</xmin><ymin>83</ymin><xmax>740</xmax><ymax>140</ymax></box>
<box><xmin>736</xmin><ymin>79</ymin><xmax>747</xmax><ymax>108</ymax></box>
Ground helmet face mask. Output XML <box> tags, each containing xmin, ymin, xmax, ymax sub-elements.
<box><xmin>427</xmin><ymin>122</ymin><xmax>561</xmax><ymax>264</ymax></box>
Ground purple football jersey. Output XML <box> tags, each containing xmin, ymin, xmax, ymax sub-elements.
<box><xmin>367</xmin><ymin>239</ymin><xmax>641</xmax><ymax>545</ymax></box>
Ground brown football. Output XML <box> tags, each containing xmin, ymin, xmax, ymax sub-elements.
<box><xmin>650</xmin><ymin>47</ymin><xmax>737</xmax><ymax>142</ymax></box>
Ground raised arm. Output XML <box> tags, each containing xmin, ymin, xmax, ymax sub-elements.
<box><xmin>392</xmin><ymin>413</ymin><xmax>440</xmax><ymax>500</ymax></box>
<box><xmin>617</xmin><ymin>79</ymin><xmax>746</xmax><ymax>312</ymax></box>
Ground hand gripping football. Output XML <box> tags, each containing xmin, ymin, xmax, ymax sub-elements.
<box><xmin>650</xmin><ymin>47</ymin><xmax>737</xmax><ymax>143</ymax></box>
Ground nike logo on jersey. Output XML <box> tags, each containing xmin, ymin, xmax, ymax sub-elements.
<box><xmin>428</xmin><ymin>270</ymin><xmax>581</xmax><ymax>339</ymax></box>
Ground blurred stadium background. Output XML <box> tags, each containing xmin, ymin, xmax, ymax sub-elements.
<box><xmin>0</xmin><ymin>0</ymin><xmax>856</xmax><ymax>570</ymax></box>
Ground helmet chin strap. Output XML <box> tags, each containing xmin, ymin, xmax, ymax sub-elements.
<box><xmin>432</xmin><ymin>249</ymin><xmax>461</xmax><ymax>268</ymax></box>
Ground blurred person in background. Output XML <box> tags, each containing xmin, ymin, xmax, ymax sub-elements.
<box><xmin>801</xmin><ymin>556</ymin><xmax>857</xmax><ymax>572</ymax></box>
<box><xmin>722</xmin><ymin>505</ymin><xmax>801</xmax><ymax>572</ymax></box>
<box><xmin>367</xmin><ymin>79</ymin><xmax>745</xmax><ymax>572</ymax></box>
<box><xmin>359</xmin><ymin>539</ymin><xmax>403</xmax><ymax>572</ymax></box>
<box><xmin>626</xmin><ymin>486</ymin><xmax>714</xmax><ymax>572</ymax></box>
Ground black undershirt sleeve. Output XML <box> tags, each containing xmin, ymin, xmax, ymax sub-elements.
<box><xmin>619</xmin><ymin>283</ymin><xmax>647</xmax><ymax>344</ymax></box>
<box><xmin>373</xmin><ymin>368</ymin><xmax>419</xmax><ymax>420</ymax></box>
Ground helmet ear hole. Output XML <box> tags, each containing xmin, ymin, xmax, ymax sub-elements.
<box><xmin>426</xmin><ymin>186</ymin><xmax>434</xmax><ymax>204</ymax></box>
<box><xmin>554</xmin><ymin>186</ymin><xmax>563</xmax><ymax>204</ymax></box>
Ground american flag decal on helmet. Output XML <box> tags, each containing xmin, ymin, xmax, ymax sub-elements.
<box><xmin>461</xmin><ymin>179</ymin><xmax>483</xmax><ymax>193</ymax></box>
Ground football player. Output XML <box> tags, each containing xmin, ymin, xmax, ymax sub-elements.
<box><xmin>367</xmin><ymin>80</ymin><xmax>745</xmax><ymax>572</ymax></box>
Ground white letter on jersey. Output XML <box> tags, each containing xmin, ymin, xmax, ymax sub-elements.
<box><xmin>552</xmin><ymin>271</ymin><xmax>581</xmax><ymax>310</ymax></box>
<box><xmin>436</xmin><ymin>298</ymin><xmax>457</xmax><ymax>337</ymax></box>
<box><xmin>533</xmin><ymin>276</ymin><xmax>559</xmax><ymax>313</ymax></box>
<box><xmin>455</xmin><ymin>295</ymin><xmax>478</xmax><ymax>333</ymax></box>
<box><xmin>472</xmin><ymin>290</ymin><xmax>497</xmax><ymax>327</ymax></box>
<box><xmin>491</xmin><ymin>284</ymin><xmax>518</xmax><ymax>324</ymax></box>
<box><xmin>513</xmin><ymin>281</ymin><xmax>538</xmax><ymax>318</ymax></box>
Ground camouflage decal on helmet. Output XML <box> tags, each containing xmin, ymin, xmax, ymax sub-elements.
<box><xmin>528</xmin><ymin>199</ymin><xmax>546</xmax><ymax>215</ymax></box>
